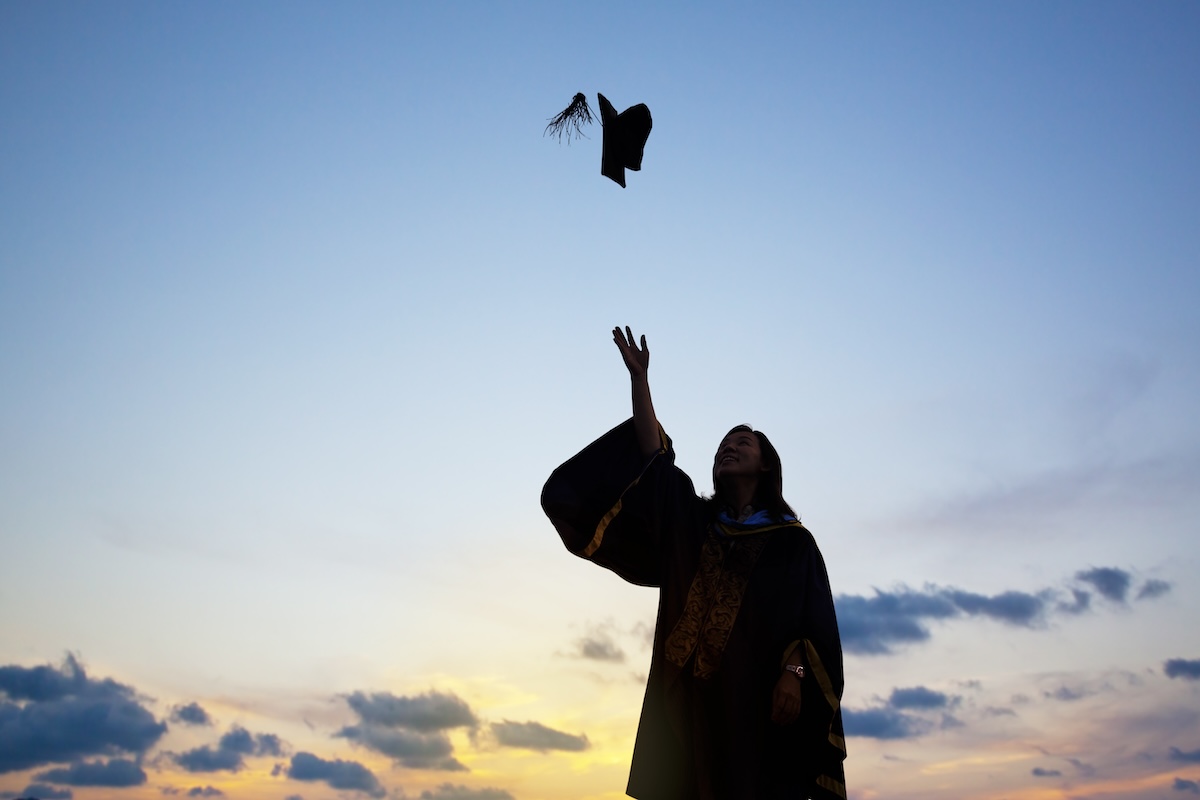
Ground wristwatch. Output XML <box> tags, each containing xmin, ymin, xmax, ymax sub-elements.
<box><xmin>784</xmin><ymin>664</ymin><xmax>805</xmax><ymax>679</ymax></box>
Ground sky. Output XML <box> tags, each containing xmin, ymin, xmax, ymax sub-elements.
<box><xmin>1</xmin><ymin>2</ymin><xmax>1199</xmax><ymax>799</ymax></box>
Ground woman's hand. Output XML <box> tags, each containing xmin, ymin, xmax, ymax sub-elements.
<box><xmin>613</xmin><ymin>326</ymin><xmax>649</xmax><ymax>380</ymax></box>
<box><xmin>771</xmin><ymin>671</ymin><xmax>802</xmax><ymax>725</ymax></box>
<box><xmin>614</xmin><ymin>326</ymin><xmax>659</xmax><ymax>457</ymax></box>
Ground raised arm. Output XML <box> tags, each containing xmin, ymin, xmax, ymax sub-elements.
<box><xmin>613</xmin><ymin>326</ymin><xmax>661</xmax><ymax>458</ymax></box>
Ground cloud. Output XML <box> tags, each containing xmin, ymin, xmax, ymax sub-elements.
<box><xmin>837</xmin><ymin>565</ymin><xmax>1167</xmax><ymax>655</ymax></box>
<box><xmin>0</xmin><ymin>785</ymin><xmax>73</xmax><ymax>800</ymax></box>
<box><xmin>1076</xmin><ymin>567</ymin><xmax>1132</xmax><ymax>603</ymax></box>
<box><xmin>286</xmin><ymin>752</ymin><xmax>386</xmax><ymax>798</ymax></box>
<box><xmin>1031</xmin><ymin>767</ymin><xmax>1062</xmax><ymax>777</ymax></box>
<box><xmin>170</xmin><ymin>703</ymin><xmax>212</xmax><ymax>727</ymax></box>
<box><xmin>1175</xmin><ymin>777</ymin><xmax>1200</xmax><ymax>794</ymax></box>
<box><xmin>0</xmin><ymin>655</ymin><xmax>167</xmax><ymax>774</ymax></box>
<box><xmin>888</xmin><ymin>686</ymin><xmax>952</xmax><ymax>710</ymax></box>
<box><xmin>843</xmin><ymin>684</ymin><xmax>962</xmax><ymax>739</ymax></box>
<box><xmin>1165</xmin><ymin>660</ymin><xmax>1200</xmax><ymax>681</ymax></box>
<box><xmin>186</xmin><ymin>788</ymin><xmax>223</xmax><ymax>798</ymax></box>
<box><xmin>1170</xmin><ymin>748</ymin><xmax>1200</xmax><ymax>764</ymax></box>
<box><xmin>173</xmin><ymin>725</ymin><xmax>286</xmax><ymax>773</ymax></box>
<box><xmin>489</xmin><ymin>720</ymin><xmax>589</xmax><ymax>752</ymax></box>
<box><xmin>836</xmin><ymin>585</ymin><xmax>1047</xmax><ymax>655</ymax></box>
<box><xmin>943</xmin><ymin>589</ymin><xmax>1046</xmax><ymax>624</ymax></box>
<box><xmin>35</xmin><ymin>758</ymin><xmax>147</xmax><ymax>787</ymax></box>
<box><xmin>335</xmin><ymin>726</ymin><xmax>464</xmax><ymax>771</ymax></box>
<box><xmin>1138</xmin><ymin>579</ymin><xmax>1172</xmax><ymax>599</ymax></box>
<box><xmin>577</xmin><ymin>635</ymin><xmax>625</xmax><ymax>663</ymax></box>
<box><xmin>217</xmin><ymin>727</ymin><xmax>284</xmax><ymax>757</ymax></box>
<box><xmin>1057</xmin><ymin>589</ymin><xmax>1091</xmax><ymax>614</ymax></box>
<box><xmin>834</xmin><ymin>589</ymin><xmax>958</xmax><ymax>654</ymax></box>
<box><xmin>841</xmin><ymin>707</ymin><xmax>930</xmax><ymax>740</ymax></box>
<box><xmin>417</xmin><ymin>784</ymin><xmax>515</xmax><ymax>800</ymax></box>
<box><xmin>337</xmin><ymin>691</ymin><xmax>476</xmax><ymax>770</ymax></box>
<box><xmin>982</xmin><ymin>706</ymin><xmax>1017</xmax><ymax>717</ymax></box>
<box><xmin>1044</xmin><ymin>685</ymin><xmax>1094</xmax><ymax>702</ymax></box>
<box><xmin>344</xmin><ymin>691</ymin><xmax>477</xmax><ymax>733</ymax></box>
<box><xmin>0</xmin><ymin>658</ymin><xmax>89</xmax><ymax>702</ymax></box>
<box><xmin>174</xmin><ymin>747</ymin><xmax>242</xmax><ymax>773</ymax></box>
<box><xmin>938</xmin><ymin>714</ymin><xmax>964</xmax><ymax>730</ymax></box>
<box><xmin>1066</xmin><ymin>757</ymin><xmax>1096</xmax><ymax>777</ymax></box>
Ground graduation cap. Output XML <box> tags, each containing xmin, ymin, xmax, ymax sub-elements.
<box><xmin>545</xmin><ymin>92</ymin><xmax>653</xmax><ymax>188</ymax></box>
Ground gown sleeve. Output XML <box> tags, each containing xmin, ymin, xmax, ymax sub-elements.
<box><xmin>792</xmin><ymin>532</ymin><xmax>848</xmax><ymax>799</ymax></box>
<box><xmin>541</xmin><ymin>418</ymin><xmax>699</xmax><ymax>587</ymax></box>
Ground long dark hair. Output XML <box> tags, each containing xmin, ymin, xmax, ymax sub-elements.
<box><xmin>708</xmin><ymin>425</ymin><xmax>797</xmax><ymax>521</ymax></box>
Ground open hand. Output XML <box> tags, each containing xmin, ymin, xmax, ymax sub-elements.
<box><xmin>613</xmin><ymin>326</ymin><xmax>649</xmax><ymax>380</ymax></box>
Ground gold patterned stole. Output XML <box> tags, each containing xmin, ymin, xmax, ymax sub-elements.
<box><xmin>663</xmin><ymin>528</ymin><xmax>772</xmax><ymax>679</ymax></box>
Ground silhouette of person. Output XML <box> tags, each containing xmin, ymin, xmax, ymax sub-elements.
<box><xmin>542</xmin><ymin>327</ymin><xmax>847</xmax><ymax>800</ymax></box>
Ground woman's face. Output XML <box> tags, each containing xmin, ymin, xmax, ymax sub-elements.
<box><xmin>714</xmin><ymin>429</ymin><xmax>766</xmax><ymax>481</ymax></box>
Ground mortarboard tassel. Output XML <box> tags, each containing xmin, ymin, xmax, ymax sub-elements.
<box><xmin>544</xmin><ymin>92</ymin><xmax>596</xmax><ymax>142</ymax></box>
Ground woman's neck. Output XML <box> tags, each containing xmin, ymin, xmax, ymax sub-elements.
<box><xmin>723</xmin><ymin>479</ymin><xmax>757</xmax><ymax>518</ymax></box>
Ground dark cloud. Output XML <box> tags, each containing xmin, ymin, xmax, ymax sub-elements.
<box><xmin>834</xmin><ymin>589</ymin><xmax>957</xmax><ymax>654</ymax></box>
<box><xmin>286</xmin><ymin>752</ymin><xmax>386</xmax><ymax>798</ymax></box>
<box><xmin>218</xmin><ymin>727</ymin><xmax>256</xmax><ymax>755</ymax></box>
<box><xmin>336</xmin><ymin>725</ymin><xmax>464</xmax><ymax>771</ymax></box>
<box><xmin>490</xmin><ymin>720</ymin><xmax>589</xmax><ymax>752</ymax></box>
<box><xmin>338</xmin><ymin>691</ymin><xmax>476</xmax><ymax>770</ymax></box>
<box><xmin>838</xmin><ymin>566</ymin><xmax>1165</xmax><ymax>655</ymax></box>
<box><xmin>841</xmin><ymin>707</ymin><xmax>930</xmax><ymax>740</ymax></box>
<box><xmin>938</xmin><ymin>714</ymin><xmax>964</xmax><ymax>730</ymax></box>
<box><xmin>1170</xmin><ymin>748</ymin><xmax>1200</xmax><ymax>764</ymax></box>
<box><xmin>1031</xmin><ymin>767</ymin><xmax>1062</xmax><ymax>777</ymax></box>
<box><xmin>943</xmin><ymin>589</ymin><xmax>1046</xmax><ymax>625</ymax></box>
<box><xmin>344</xmin><ymin>691</ymin><xmax>477</xmax><ymax>733</ymax></box>
<box><xmin>1166</xmin><ymin>660</ymin><xmax>1200</xmax><ymax>681</ymax></box>
<box><xmin>578</xmin><ymin>636</ymin><xmax>625</xmax><ymax>663</ymax></box>
<box><xmin>1</xmin><ymin>785</ymin><xmax>73</xmax><ymax>800</ymax></box>
<box><xmin>186</xmin><ymin>788</ymin><xmax>223</xmax><ymax>798</ymax></box>
<box><xmin>1057</xmin><ymin>589</ymin><xmax>1091</xmax><ymax>614</ymax></box>
<box><xmin>1065</xmin><ymin>757</ymin><xmax>1096</xmax><ymax>777</ymax></box>
<box><xmin>1044</xmin><ymin>686</ymin><xmax>1093</xmax><ymax>702</ymax></box>
<box><xmin>1138</xmin><ymin>579</ymin><xmax>1172</xmax><ymax>600</ymax></box>
<box><xmin>170</xmin><ymin>703</ymin><xmax>212</xmax><ymax>727</ymax></box>
<box><xmin>174</xmin><ymin>747</ymin><xmax>242</xmax><ymax>773</ymax></box>
<box><xmin>35</xmin><ymin>758</ymin><xmax>146</xmax><ymax>787</ymax></box>
<box><xmin>888</xmin><ymin>686</ymin><xmax>951</xmax><ymax>710</ymax></box>
<box><xmin>417</xmin><ymin>785</ymin><xmax>515</xmax><ymax>800</ymax></box>
<box><xmin>0</xmin><ymin>655</ymin><xmax>167</xmax><ymax>774</ymax></box>
<box><xmin>217</xmin><ymin>727</ymin><xmax>283</xmax><ymax>757</ymax></box>
<box><xmin>1175</xmin><ymin>777</ymin><xmax>1200</xmax><ymax>794</ymax></box>
<box><xmin>174</xmin><ymin>725</ymin><xmax>284</xmax><ymax>773</ymax></box>
<box><xmin>1076</xmin><ymin>567</ymin><xmax>1132</xmax><ymax>603</ymax></box>
<box><xmin>284</xmin><ymin>795</ymin><xmax>303</xmax><ymax>800</ymax></box>
<box><xmin>836</xmin><ymin>585</ymin><xmax>1046</xmax><ymax>655</ymax></box>
<box><xmin>0</xmin><ymin>657</ymin><xmax>89</xmax><ymax>702</ymax></box>
<box><xmin>844</xmin><ymin>684</ymin><xmax>963</xmax><ymax>739</ymax></box>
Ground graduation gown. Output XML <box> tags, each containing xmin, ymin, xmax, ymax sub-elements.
<box><xmin>541</xmin><ymin>420</ymin><xmax>847</xmax><ymax>800</ymax></box>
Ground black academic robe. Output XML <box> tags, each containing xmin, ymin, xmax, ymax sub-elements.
<box><xmin>541</xmin><ymin>420</ymin><xmax>847</xmax><ymax>800</ymax></box>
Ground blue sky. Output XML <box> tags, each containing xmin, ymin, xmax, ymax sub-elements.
<box><xmin>2</xmin><ymin>3</ymin><xmax>1199</xmax><ymax>800</ymax></box>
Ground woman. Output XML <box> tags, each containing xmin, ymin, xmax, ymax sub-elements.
<box><xmin>541</xmin><ymin>327</ymin><xmax>847</xmax><ymax>800</ymax></box>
